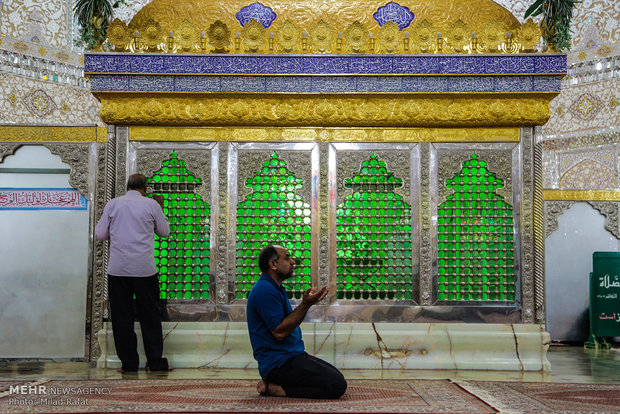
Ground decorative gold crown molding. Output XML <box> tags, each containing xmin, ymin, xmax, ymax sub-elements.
<box><xmin>100</xmin><ymin>0</ymin><xmax>541</xmax><ymax>54</ymax></box>
<box><xmin>129</xmin><ymin>126</ymin><xmax>520</xmax><ymax>142</ymax></box>
<box><xmin>97</xmin><ymin>93</ymin><xmax>553</xmax><ymax>127</ymax></box>
<box><xmin>0</xmin><ymin>126</ymin><xmax>107</xmax><ymax>142</ymax></box>
<box><xmin>543</xmin><ymin>190</ymin><xmax>620</xmax><ymax>202</ymax></box>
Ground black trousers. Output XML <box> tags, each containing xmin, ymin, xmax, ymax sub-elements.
<box><xmin>266</xmin><ymin>353</ymin><xmax>347</xmax><ymax>399</ymax></box>
<box><xmin>108</xmin><ymin>275</ymin><xmax>169</xmax><ymax>371</ymax></box>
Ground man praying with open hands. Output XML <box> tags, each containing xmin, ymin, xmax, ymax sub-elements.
<box><xmin>247</xmin><ymin>245</ymin><xmax>347</xmax><ymax>399</ymax></box>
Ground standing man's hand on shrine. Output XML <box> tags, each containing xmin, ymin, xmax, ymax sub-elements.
<box><xmin>152</xmin><ymin>194</ymin><xmax>165</xmax><ymax>211</ymax></box>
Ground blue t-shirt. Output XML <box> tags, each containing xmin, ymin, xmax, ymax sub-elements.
<box><xmin>247</xmin><ymin>274</ymin><xmax>305</xmax><ymax>379</ymax></box>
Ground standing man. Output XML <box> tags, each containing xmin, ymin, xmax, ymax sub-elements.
<box><xmin>95</xmin><ymin>173</ymin><xmax>171</xmax><ymax>373</ymax></box>
<box><xmin>247</xmin><ymin>245</ymin><xmax>347</xmax><ymax>399</ymax></box>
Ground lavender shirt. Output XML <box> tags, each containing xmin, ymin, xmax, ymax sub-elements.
<box><xmin>95</xmin><ymin>190</ymin><xmax>170</xmax><ymax>277</ymax></box>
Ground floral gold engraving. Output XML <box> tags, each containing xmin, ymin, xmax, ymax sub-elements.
<box><xmin>543</xmin><ymin>190</ymin><xmax>620</xmax><ymax>202</ymax></box>
<box><xmin>128</xmin><ymin>126</ymin><xmax>519</xmax><ymax>143</ymax></box>
<box><xmin>96</xmin><ymin>93</ymin><xmax>553</xmax><ymax>127</ymax></box>
<box><xmin>107</xmin><ymin>0</ymin><xmax>539</xmax><ymax>54</ymax></box>
<box><xmin>0</xmin><ymin>126</ymin><xmax>107</xmax><ymax>142</ymax></box>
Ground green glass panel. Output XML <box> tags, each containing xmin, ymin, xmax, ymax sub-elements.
<box><xmin>438</xmin><ymin>152</ymin><xmax>515</xmax><ymax>303</ymax></box>
<box><xmin>151</xmin><ymin>152</ymin><xmax>211</xmax><ymax>300</ymax></box>
<box><xmin>337</xmin><ymin>154</ymin><xmax>412</xmax><ymax>300</ymax></box>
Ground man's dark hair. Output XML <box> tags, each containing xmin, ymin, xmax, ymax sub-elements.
<box><xmin>127</xmin><ymin>173</ymin><xmax>147</xmax><ymax>191</ymax></box>
<box><xmin>259</xmin><ymin>245</ymin><xmax>280</xmax><ymax>273</ymax></box>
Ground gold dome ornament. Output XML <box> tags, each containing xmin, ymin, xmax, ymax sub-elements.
<box><xmin>174</xmin><ymin>19</ymin><xmax>200</xmax><ymax>51</ymax></box>
<box><xmin>344</xmin><ymin>21</ymin><xmax>368</xmax><ymax>54</ymax></box>
<box><xmin>207</xmin><ymin>20</ymin><xmax>231</xmax><ymax>52</ymax></box>
<box><xmin>241</xmin><ymin>19</ymin><xmax>266</xmax><ymax>52</ymax></box>
<box><xmin>131</xmin><ymin>18</ymin><xmax>163</xmax><ymax>51</ymax></box>
<box><xmin>516</xmin><ymin>19</ymin><xmax>541</xmax><ymax>51</ymax></box>
<box><xmin>378</xmin><ymin>21</ymin><xmax>401</xmax><ymax>53</ymax></box>
<box><xmin>446</xmin><ymin>20</ymin><xmax>470</xmax><ymax>53</ymax></box>
<box><xmin>310</xmin><ymin>20</ymin><xmax>334</xmax><ymax>53</ymax></box>
<box><xmin>410</xmin><ymin>20</ymin><xmax>436</xmax><ymax>53</ymax></box>
<box><xmin>107</xmin><ymin>18</ymin><xmax>130</xmax><ymax>51</ymax></box>
<box><xmin>275</xmin><ymin>20</ymin><xmax>300</xmax><ymax>53</ymax></box>
<box><xmin>478</xmin><ymin>21</ymin><xmax>506</xmax><ymax>52</ymax></box>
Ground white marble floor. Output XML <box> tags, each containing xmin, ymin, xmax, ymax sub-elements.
<box><xmin>0</xmin><ymin>345</ymin><xmax>619</xmax><ymax>384</ymax></box>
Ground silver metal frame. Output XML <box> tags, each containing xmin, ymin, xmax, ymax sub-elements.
<box><xmin>113</xmin><ymin>138</ymin><xmax>528</xmax><ymax>324</ymax></box>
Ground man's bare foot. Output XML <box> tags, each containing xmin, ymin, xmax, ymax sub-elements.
<box><xmin>257</xmin><ymin>380</ymin><xmax>268</xmax><ymax>395</ymax></box>
<box><xmin>256</xmin><ymin>380</ymin><xmax>286</xmax><ymax>397</ymax></box>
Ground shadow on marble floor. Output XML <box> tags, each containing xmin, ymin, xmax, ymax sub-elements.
<box><xmin>1</xmin><ymin>345</ymin><xmax>619</xmax><ymax>384</ymax></box>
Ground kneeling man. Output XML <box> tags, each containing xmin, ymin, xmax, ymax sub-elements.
<box><xmin>247</xmin><ymin>245</ymin><xmax>347</xmax><ymax>399</ymax></box>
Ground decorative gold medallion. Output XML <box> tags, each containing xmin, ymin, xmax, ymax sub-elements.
<box><xmin>13</xmin><ymin>41</ymin><xmax>29</xmax><ymax>53</ymax></box>
<box><xmin>479</xmin><ymin>21</ymin><xmax>506</xmax><ymax>52</ymax></box>
<box><xmin>597</xmin><ymin>45</ymin><xmax>613</xmax><ymax>57</ymax></box>
<box><xmin>410</xmin><ymin>20</ymin><xmax>436</xmax><ymax>53</ymax></box>
<box><xmin>516</xmin><ymin>19</ymin><xmax>540</xmax><ymax>51</ymax></box>
<box><xmin>344</xmin><ymin>21</ymin><xmax>368</xmax><ymax>53</ymax></box>
<box><xmin>136</xmin><ymin>18</ymin><xmax>163</xmax><ymax>50</ymax></box>
<box><xmin>378</xmin><ymin>21</ymin><xmax>401</xmax><ymax>53</ymax></box>
<box><xmin>207</xmin><ymin>20</ymin><xmax>231</xmax><ymax>52</ymax></box>
<box><xmin>275</xmin><ymin>20</ymin><xmax>300</xmax><ymax>53</ymax></box>
<box><xmin>446</xmin><ymin>19</ymin><xmax>470</xmax><ymax>53</ymax></box>
<box><xmin>242</xmin><ymin>19</ymin><xmax>266</xmax><ymax>52</ymax></box>
<box><xmin>107</xmin><ymin>18</ymin><xmax>131</xmax><ymax>51</ymax></box>
<box><xmin>174</xmin><ymin>19</ymin><xmax>200</xmax><ymax>51</ymax></box>
<box><xmin>310</xmin><ymin>20</ymin><xmax>334</xmax><ymax>53</ymax></box>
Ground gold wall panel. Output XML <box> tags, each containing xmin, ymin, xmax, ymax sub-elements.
<box><xmin>0</xmin><ymin>126</ymin><xmax>107</xmax><ymax>142</ymax></box>
<box><xmin>98</xmin><ymin>93</ymin><xmax>553</xmax><ymax>127</ymax></box>
<box><xmin>129</xmin><ymin>126</ymin><xmax>520</xmax><ymax>142</ymax></box>
<box><xmin>105</xmin><ymin>0</ymin><xmax>538</xmax><ymax>54</ymax></box>
<box><xmin>131</xmin><ymin>0</ymin><xmax>518</xmax><ymax>35</ymax></box>
<box><xmin>543</xmin><ymin>190</ymin><xmax>620</xmax><ymax>202</ymax></box>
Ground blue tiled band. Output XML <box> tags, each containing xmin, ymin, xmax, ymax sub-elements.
<box><xmin>85</xmin><ymin>54</ymin><xmax>567</xmax><ymax>76</ymax></box>
<box><xmin>89</xmin><ymin>74</ymin><xmax>562</xmax><ymax>93</ymax></box>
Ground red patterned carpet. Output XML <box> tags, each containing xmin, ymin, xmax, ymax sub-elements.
<box><xmin>0</xmin><ymin>379</ymin><xmax>494</xmax><ymax>413</ymax></box>
<box><xmin>456</xmin><ymin>381</ymin><xmax>620</xmax><ymax>413</ymax></box>
<box><xmin>0</xmin><ymin>379</ymin><xmax>619</xmax><ymax>413</ymax></box>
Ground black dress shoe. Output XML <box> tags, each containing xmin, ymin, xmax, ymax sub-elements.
<box><xmin>145</xmin><ymin>363</ymin><xmax>173</xmax><ymax>372</ymax></box>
